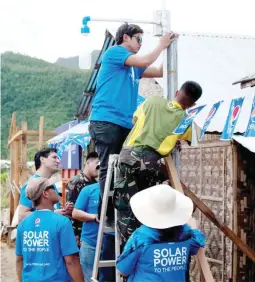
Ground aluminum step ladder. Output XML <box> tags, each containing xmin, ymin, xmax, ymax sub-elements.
<box><xmin>92</xmin><ymin>154</ymin><xmax>122</xmax><ymax>282</ymax></box>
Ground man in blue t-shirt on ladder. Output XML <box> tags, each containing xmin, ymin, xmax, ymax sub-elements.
<box><xmin>89</xmin><ymin>23</ymin><xmax>177</xmax><ymax>225</ymax></box>
<box><xmin>89</xmin><ymin>23</ymin><xmax>178</xmax><ymax>281</ymax></box>
<box><xmin>16</xmin><ymin>177</ymin><xmax>84</xmax><ymax>282</ymax></box>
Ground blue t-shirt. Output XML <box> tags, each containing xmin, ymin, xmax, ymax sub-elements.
<box><xmin>74</xmin><ymin>183</ymin><xmax>100</xmax><ymax>247</ymax></box>
<box><xmin>16</xmin><ymin>210</ymin><xmax>79</xmax><ymax>282</ymax></box>
<box><xmin>90</xmin><ymin>45</ymin><xmax>146</xmax><ymax>129</ymax></box>
<box><xmin>19</xmin><ymin>173</ymin><xmax>61</xmax><ymax>210</ymax></box>
<box><xmin>117</xmin><ymin>225</ymin><xmax>205</xmax><ymax>282</ymax></box>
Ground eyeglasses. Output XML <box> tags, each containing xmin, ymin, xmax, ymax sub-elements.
<box><xmin>44</xmin><ymin>185</ymin><xmax>55</xmax><ymax>192</ymax></box>
<box><xmin>132</xmin><ymin>35</ymin><xmax>142</xmax><ymax>45</ymax></box>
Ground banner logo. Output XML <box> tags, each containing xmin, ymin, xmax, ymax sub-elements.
<box><xmin>244</xmin><ymin>94</ymin><xmax>255</xmax><ymax>137</ymax></box>
<box><xmin>221</xmin><ymin>97</ymin><xmax>245</xmax><ymax>140</ymax></box>
<box><xmin>185</xmin><ymin>109</ymin><xmax>198</xmax><ymax>123</ymax></box>
<box><xmin>230</xmin><ymin>106</ymin><xmax>241</xmax><ymax>124</ymax></box>
<box><xmin>173</xmin><ymin>105</ymin><xmax>205</xmax><ymax>135</ymax></box>
<box><xmin>199</xmin><ymin>101</ymin><xmax>223</xmax><ymax>140</ymax></box>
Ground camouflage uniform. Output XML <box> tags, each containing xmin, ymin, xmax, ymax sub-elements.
<box><xmin>113</xmin><ymin>146</ymin><xmax>164</xmax><ymax>244</ymax></box>
<box><xmin>66</xmin><ymin>171</ymin><xmax>97</xmax><ymax>237</ymax></box>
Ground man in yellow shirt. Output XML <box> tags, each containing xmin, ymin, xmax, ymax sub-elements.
<box><xmin>114</xmin><ymin>81</ymin><xmax>202</xmax><ymax>243</ymax></box>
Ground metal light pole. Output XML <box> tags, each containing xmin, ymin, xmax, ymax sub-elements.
<box><xmin>160</xmin><ymin>0</ymin><xmax>178</xmax><ymax>100</ymax></box>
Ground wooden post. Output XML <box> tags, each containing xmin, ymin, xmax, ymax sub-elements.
<box><xmin>9</xmin><ymin>142</ymin><xmax>15</xmax><ymax>224</ymax></box>
<box><xmin>9</xmin><ymin>125</ymin><xmax>21</xmax><ymax>220</ymax></box>
<box><xmin>9</xmin><ymin>113</ymin><xmax>17</xmax><ymax>223</ymax></box>
<box><xmin>20</xmin><ymin>121</ymin><xmax>28</xmax><ymax>185</ymax></box>
<box><xmin>9</xmin><ymin>113</ymin><xmax>16</xmax><ymax>139</ymax></box>
<box><xmin>38</xmin><ymin>116</ymin><xmax>44</xmax><ymax>149</ymax></box>
<box><xmin>13</xmin><ymin>129</ymin><xmax>20</xmax><ymax>210</ymax></box>
<box><xmin>164</xmin><ymin>155</ymin><xmax>215</xmax><ymax>282</ymax></box>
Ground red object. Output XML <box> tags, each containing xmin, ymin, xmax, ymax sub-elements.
<box><xmin>231</xmin><ymin>106</ymin><xmax>241</xmax><ymax>122</ymax></box>
<box><xmin>61</xmin><ymin>169</ymin><xmax>80</xmax><ymax>206</ymax></box>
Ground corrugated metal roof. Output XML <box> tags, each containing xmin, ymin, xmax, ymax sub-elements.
<box><xmin>233</xmin><ymin>73</ymin><xmax>255</xmax><ymax>85</ymax></box>
<box><xmin>76</xmin><ymin>30</ymin><xmax>115</xmax><ymax>119</ymax></box>
<box><xmin>232</xmin><ymin>73</ymin><xmax>255</xmax><ymax>89</ymax></box>
<box><xmin>233</xmin><ymin>135</ymin><xmax>255</xmax><ymax>153</ymax></box>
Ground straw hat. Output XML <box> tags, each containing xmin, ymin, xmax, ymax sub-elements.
<box><xmin>130</xmin><ymin>184</ymin><xmax>193</xmax><ymax>229</ymax></box>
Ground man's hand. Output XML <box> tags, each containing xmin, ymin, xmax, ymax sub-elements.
<box><xmin>95</xmin><ymin>215</ymin><xmax>100</xmax><ymax>223</ymax></box>
<box><xmin>63</xmin><ymin>202</ymin><xmax>74</xmax><ymax>217</ymax></box>
<box><xmin>159</xmin><ymin>32</ymin><xmax>178</xmax><ymax>49</ymax></box>
<box><xmin>175</xmin><ymin>141</ymin><xmax>182</xmax><ymax>152</ymax></box>
<box><xmin>55</xmin><ymin>202</ymin><xmax>74</xmax><ymax>217</ymax></box>
<box><xmin>16</xmin><ymin>255</ymin><xmax>23</xmax><ymax>282</ymax></box>
<box><xmin>75</xmin><ymin>235</ymin><xmax>81</xmax><ymax>247</ymax></box>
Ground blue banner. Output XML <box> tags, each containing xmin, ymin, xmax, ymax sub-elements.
<box><xmin>173</xmin><ymin>105</ymin><xmax>206</xmax><ymax>135</ymax></box>
<box><xmin>244</xmin><ymin>94</ymin><xmax>255</xmax><ymax>137</ymax></box>
<box><xmin>220</xmin><ymin>97</ymin><xmax>245</xmax><ymax>140</ymax></box>
<box><xmin>199</xmin><ymin>101</ymin><xmax>223</xmax><ymax>140</ymax></box>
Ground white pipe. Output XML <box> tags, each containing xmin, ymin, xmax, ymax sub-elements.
<box><xmin>89</xmin><ymin>17</ymin><xmax>160</xmax><ymax>25</ymax></box>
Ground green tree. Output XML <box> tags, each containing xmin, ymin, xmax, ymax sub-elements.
<box><xmin>1</xmin><ymin>52</ymin><xmax>90</xmax><ymax>159</ymax></box>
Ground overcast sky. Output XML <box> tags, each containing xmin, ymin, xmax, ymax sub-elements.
<box><xmin>1</xmin><ymin>0</ymin><xmax>255</xmax><ymax>64</ymax></box>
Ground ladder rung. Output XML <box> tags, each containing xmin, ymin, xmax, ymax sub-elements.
<box><xmin>104</xmin><ymin>226</ymin><xmax>115</xmax><ymax>233</ymax></box>
<box><xmin>98</xmin><ymin>260</ymin><xmax>116</xmax><ymax>267</ymax></box>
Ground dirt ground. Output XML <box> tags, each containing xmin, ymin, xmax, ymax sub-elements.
<box><xmin>1</xmin><ymin>242</ymin><xmax>17</xmax><ymax>282</ymax></box>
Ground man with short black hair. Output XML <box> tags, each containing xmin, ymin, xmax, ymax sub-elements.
<box><xmin>16</xmin><ymin>177</ymin><xmax>84</xmax><ymax>282</ymax></box>
<box><xmin>89</xmin><ymin>23</ymin><xmax>177</xmax><ymax>225</ymax></box>
<box><xmin>72</xmin><ymin>182</ymin><xmax>100</xmax><ymax>281</ymax></box>
<box><xmin>115</xmin><ymin>81</ymin><xmax>203</xmax><ymax>243</ymax></box>
<box><xmin>18</xmin><ymin>148</ymin><xmax>72</xmax><ymax>222</ymax></box>
<box><xmin>66</xmin><ymin>152</ymin><xmax>99</xmax><ymax>244</ymax></box>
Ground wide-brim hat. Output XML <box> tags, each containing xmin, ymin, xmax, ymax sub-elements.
<box><xmin>130</xmin><ymin>184</ymin><xmax>193</xmax><ymax>229</ymax></box>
